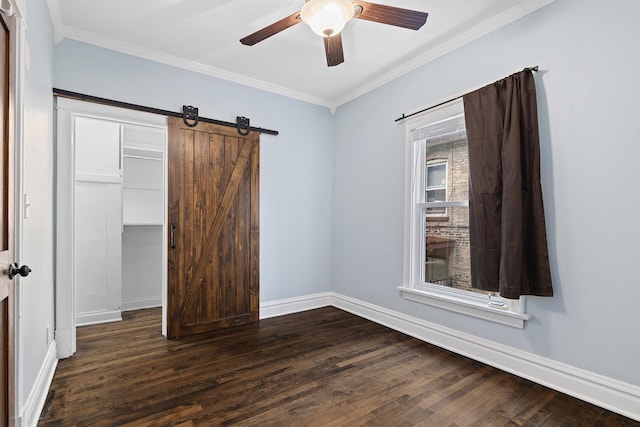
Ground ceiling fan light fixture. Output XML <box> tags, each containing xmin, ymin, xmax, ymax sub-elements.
<box><xmin>300</xmin><ymin>0</ymin><xmax>354</xmax><ymax>37</ymax></box>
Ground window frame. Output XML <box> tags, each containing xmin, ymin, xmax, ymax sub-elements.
<box><xmin>399</xmin><ymin>99</ymin><xmax>531</xmax><ymax>328</ymax></box>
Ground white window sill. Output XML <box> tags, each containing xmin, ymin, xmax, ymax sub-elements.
<box><xmin>398</xmin><ymin>286</ymin><xmax>531</xmax><ymax>328</ymax></box>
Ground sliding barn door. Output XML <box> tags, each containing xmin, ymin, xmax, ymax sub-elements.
<box><xmin>167</xmin><ymin>117</ymin><xmax>259</xmax><ymax>339</ymax></box>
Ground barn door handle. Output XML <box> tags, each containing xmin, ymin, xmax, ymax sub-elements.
<box><xmin>9</xmin><ymin>263</ymin><xmax>31</xmax><ymax>280</ymax></box>
<box><xmin>170</xmin><ymin>223</ymin><xmax>176</xmax><ymax>249</ymax></box>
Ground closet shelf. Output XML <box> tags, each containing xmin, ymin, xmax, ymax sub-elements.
<box><xmin>123</xmin><ymin>146</ymin><xmax>163</xmax><ymax>160</ymax></box>
<box><xmin>123</xmin><ymin>145</ymin><xmax>163</xmax><ymax>153</ymax></box>
<box><xmin>123</xmin><ymin>154</ymin><xmax>163</xmax><ymax>161</ymax></box>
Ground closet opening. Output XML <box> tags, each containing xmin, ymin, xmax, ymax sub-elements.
<box><xmin>55</xmin><ymin>98</ymin><xmax>168</xmax><ymax>358</ymax></box>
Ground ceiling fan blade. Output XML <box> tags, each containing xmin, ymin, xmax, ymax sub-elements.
<box><xmin>240</xmin><ymin>11</ymin><xmax>302</xmax><ymax>46</ymax></box>
<box><xmin>324</xmin><ymin>34</ymin><xmax>345</xmax><ymax>67</ymax></box>
<box><xmin>352</xmin><ymin>1</ymin><xmax>428</xmax><ymax>30</ymax></box>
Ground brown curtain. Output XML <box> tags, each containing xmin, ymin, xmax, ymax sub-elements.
<box><xmin>463</xmin><ymin>69</ymin><xmax>553</xmax><ymax>298</ymax></box>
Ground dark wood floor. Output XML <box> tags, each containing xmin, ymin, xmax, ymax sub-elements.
<box><xmin>39</xmin><ymin>307</ymin><xmax>638</xmax><ymax>426</ymax></box>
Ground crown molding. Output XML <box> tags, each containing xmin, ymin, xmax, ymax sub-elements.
<box><xmin>5</xmin><ymin>0</ymin><xmax>26</xmax><ymax>21</ymax></box>
<box><xmin>46</xmin><ymin>0</ymin><xmax>66</xmax><ymax>42</ymax></box>
<box><xmin>330</xmin><ymin>0</ymin><xmax>556</xmax><ymax>108</ymax></box>
<box><xmin>55</xmin><ymin>25</ymin><xmax>335</xmax><ymax>110</ymax></box>
<box><xmin>47</xmin><ymin>0</ymin><xmax>554</xmax><ymax>112</ymax></box>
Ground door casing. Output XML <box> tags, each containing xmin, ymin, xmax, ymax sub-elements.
<box><xmin>55</xmin><ymin>99</ymin><xmax>168</xmax><ymax>358</ymax></box>
<box><xmin>0</xmin><ymin>3</ymin><xmax>26</xmax><ymax>424</ymax></box>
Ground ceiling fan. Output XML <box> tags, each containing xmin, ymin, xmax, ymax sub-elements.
<box><xmin>240</xmin><ymin>0</ymin><xmax>428</xmax><ymax>67</ymax></box>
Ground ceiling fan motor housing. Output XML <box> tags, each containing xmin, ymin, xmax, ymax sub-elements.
<box><xmin>300</xmin><ymin>0</ymin><xmax>355</xmax><ymax>37</ymax></box>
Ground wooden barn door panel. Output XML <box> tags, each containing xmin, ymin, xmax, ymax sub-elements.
<box><xmin>167</xmin><ymin>117</ymin><xmax>259</xmax><ymax>339</ymax></box>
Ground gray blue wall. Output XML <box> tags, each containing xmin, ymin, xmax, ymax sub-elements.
<box><xmin>22</xmin><ymin>0</ymin><xmax>55</xmax><ymax>411</ymax></box>
<box><xmin>20</xmin><ymin>0</ymin><xmax>638</xmax><ymax>418</ymax></box>
<box><xmin>332</xmin><ymin>0</ymin><xmax>640</xmax><ymax>387</ymax></box>
<box><xmin>54</xmin><ymin>40</ymin><xmax>336</xmax><ymax>303</ymax></box>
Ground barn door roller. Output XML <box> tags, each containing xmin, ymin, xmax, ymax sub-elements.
<box><xmin>182</xmin><ymin>105</ymin><xmax>199</xmax><ymax>128</ymax></box>
<box><xmin>236</xmin><ymin>116</ymin><xmax>250</xmax><ymax>136</ymax></box>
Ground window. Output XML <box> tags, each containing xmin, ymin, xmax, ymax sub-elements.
<box><xmin>400</xmin><ymin>99</ymin><xmax>530</xmax><ymax>328</ymax></box>
<box><xmin>425</xmin><ymin>161</ymin><xmax>447</xmax><ymax>216</ymax></box>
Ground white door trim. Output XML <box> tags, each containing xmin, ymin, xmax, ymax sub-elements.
<box><xmin>55</xmin><ymin>98</ymin><xmax>168</xmax><ymax>358</ymax></box>
<box><xmin>7</xmin><ymin>3</ymin><xmax>26</xmax><ymax>424</ymax></box>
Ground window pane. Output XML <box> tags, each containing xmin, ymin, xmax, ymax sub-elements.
<box><xmin>423</xmin><ymin>206</ymin><xmax>471</xmax><ymax>289</ymax></box>
<box><xmin>411</xmin><ymin>101</ymin><xmax>504</xmax><ymax>301</ymax></box>
<box><xmin>426</xmin><ymin>189</ymin><xmax>446</xmax><ymax>202</ymax></box>
<box><xmin>422</xmin><ymin>126</ymin><xmax>474</xmax><ymax>293</ymax></box>
<box><xmin>426</xmin><ymin>133</ymin><xmax>468</xmax><ymax>202</ymax></box>
<box><xmin>426</xmin><ymin>164</ymin><xmax>446</xmax><ymax>189</ymax></box>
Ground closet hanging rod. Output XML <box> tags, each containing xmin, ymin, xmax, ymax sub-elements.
<box><xmin>394</xmin><ymin>66</ymin><xmax>539</xmax><ymax>123</ymax></box>
<box><xmin>53</xmin><ymin>88</ymin><xmax>279</xmax><ymax>136</ymax></box>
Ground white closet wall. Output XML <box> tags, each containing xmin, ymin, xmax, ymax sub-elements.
<box><xmin>122</xmin><ymin>227</ymin><xmax>163</xmax><ymax>310</ymax></box>
<box><xmin>121</xmin><ymin>124</ymin><xmax>165</xmax><ymax>310</ymax></box>
<box><xmin>74</xmin><ymin>116</ymin><xmax>124</xmax><ymax>326</ymax></box>
<box><xmin>72</xmin><ymin>116</ymin><xmax>166</xmax><ymax>326</ymax></box>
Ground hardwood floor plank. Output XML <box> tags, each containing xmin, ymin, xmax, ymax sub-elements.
<box><xmin>39</xmin><ymin>308</ymin><xmax>639</xmax><ymax>426</ymax></box>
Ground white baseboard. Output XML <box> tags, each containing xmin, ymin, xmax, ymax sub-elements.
<box><xmin>259</xmin><ymin>292</ymin><xmax>640</xmax><ymax>421</ymax></box>
<box><xmin>122</xmin><ymin>297</ymin><xmax>162</xmax><ymax>312</ymax></box>
<box><xmin>76</xmin><ymin>309</ymin><xmax>122</xmax><ymax>327</ymax></box>
<box><xmin>329</xmin><ymin>292</ymin><xmax>640</xmax><ymax>422</ymax></box>
<box><xmin>21</xmin><ymin>341</ymin><xmax>58</xmax><ymax>427</ymax></box>
<box><xmin>42</xmin><ymin>293</ymin><xmax>640</xmax><ymax>423</ymax></box>
<box><xmin>260</xmin><ymin>292</ymin><xmax>333</xmax><ymax>319</ymax></box>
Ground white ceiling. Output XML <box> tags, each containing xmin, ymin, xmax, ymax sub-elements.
<box><xmin>47</xmin><ymin>0</ymin><xmax>553</xmax><ymax>109</ymax></box>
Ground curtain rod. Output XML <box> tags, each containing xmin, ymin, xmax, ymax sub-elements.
<box><xmin>53</xmin><ymin>88</ymin><xmax>279</xmax><ymax>136</ymax></box>
<box><xmin>394</xmin><ymin>66</ymin><xmax>539</xmax><ymax>123</ymax></box>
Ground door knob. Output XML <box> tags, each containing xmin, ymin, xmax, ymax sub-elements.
<box><xmin>8</xmin><ymin>263</ymin><xmax>31</xmax><ymax>280</ymax></box>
